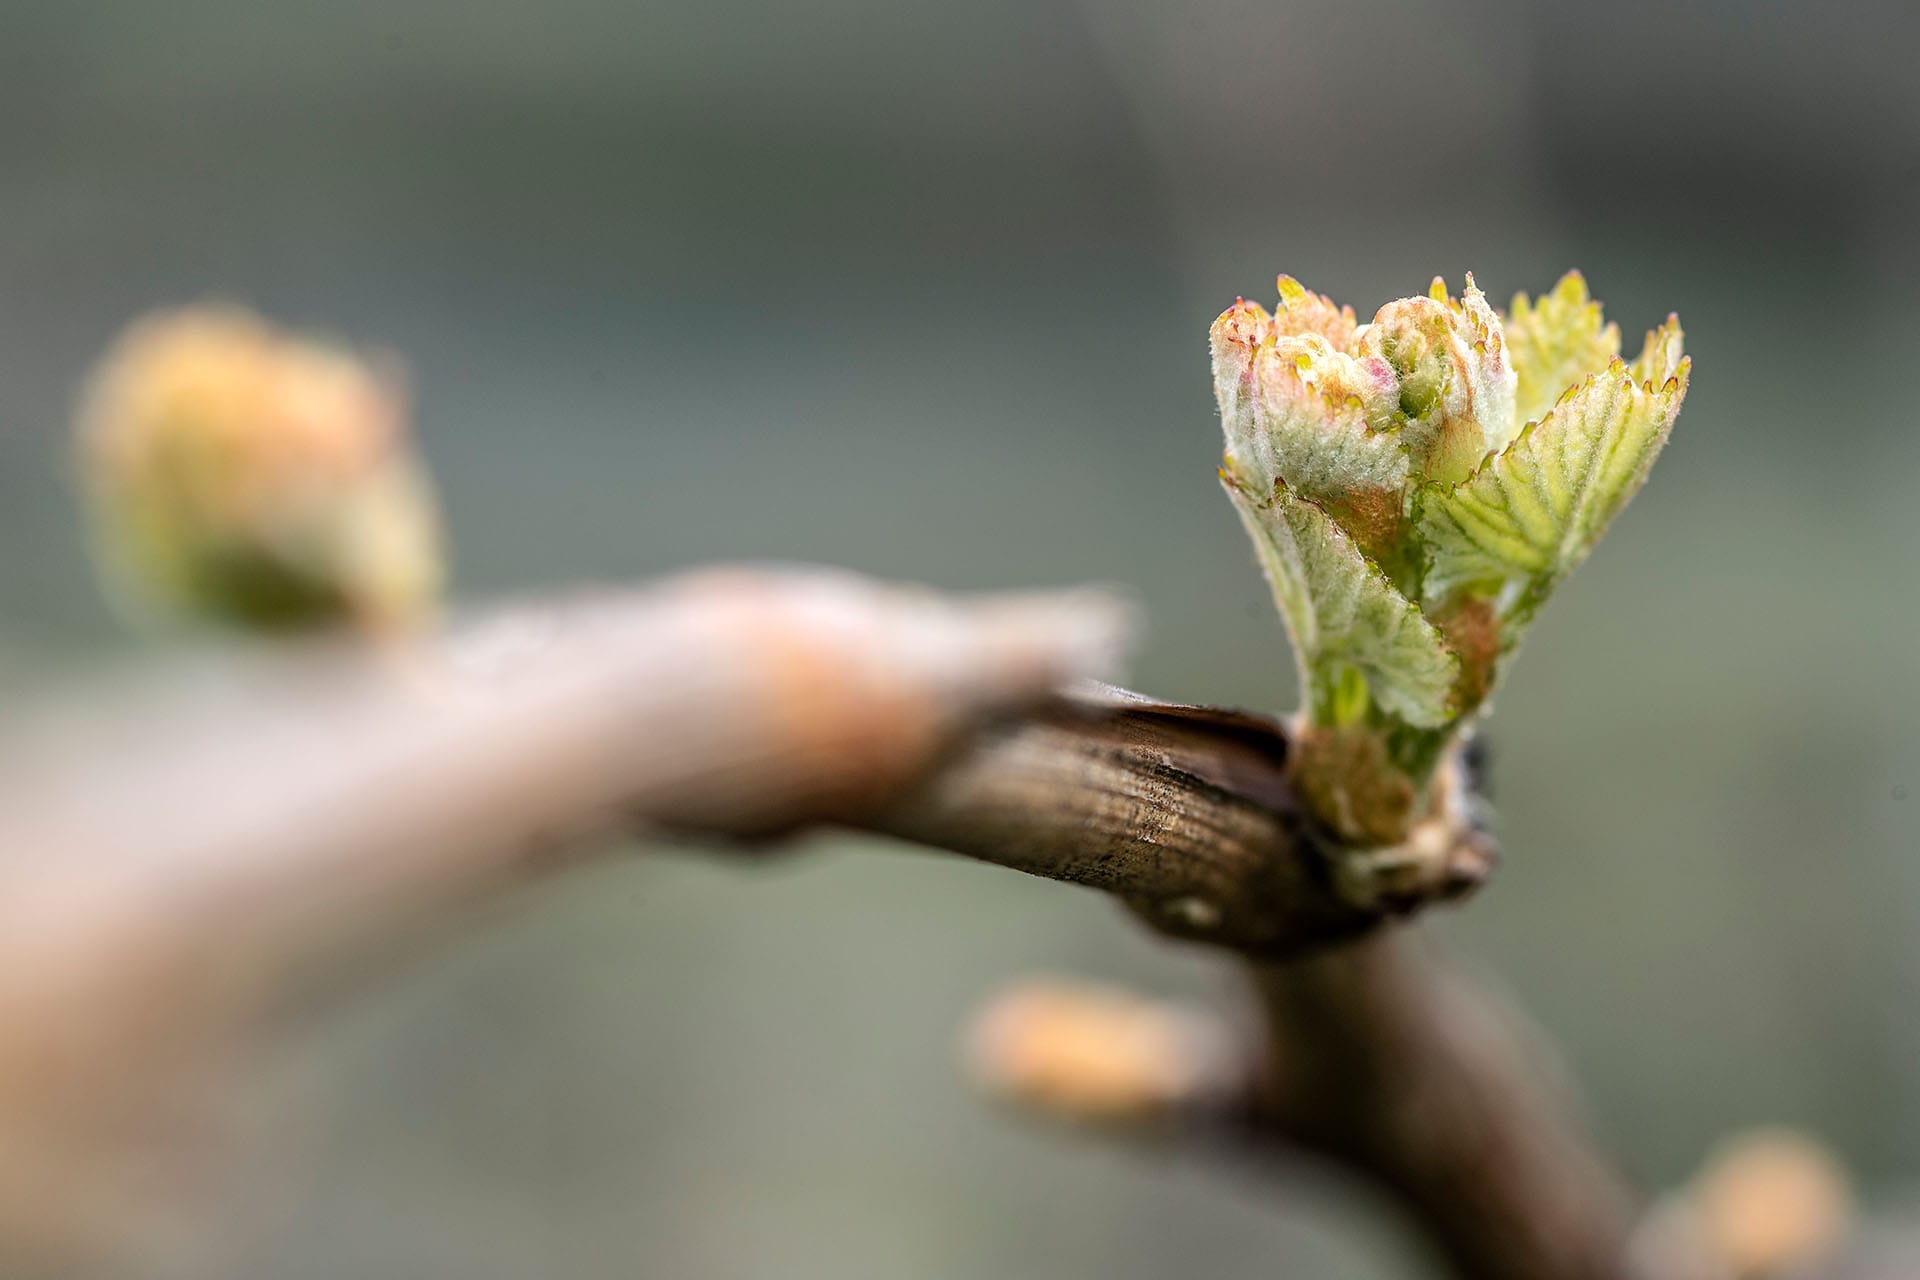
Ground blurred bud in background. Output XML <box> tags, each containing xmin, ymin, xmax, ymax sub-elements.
<box><xmin>1636</xmin><ymin>1127</ymin><xmax>1856</xmax><ymax>1279</ymax></box>
<box><xmin>967</xmin><ymin>979</ymin><xmax>1236</xmax><ymax>1126</ymax></box>
<box><xmin>75</xmin><ymin>308</ymin><xmax>445</xmax><ymax>634</ymax></box>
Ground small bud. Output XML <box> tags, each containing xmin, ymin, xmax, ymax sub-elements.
<box><xmin>76</xmin><ymin>307</ymin><xmax>445</xmax><ymax>633</ymax></box>
<box><xmin>966</xmin><ymin>979</ymin><xmax>1234</xmax><ymax>1124</ymax></box>
<box><xmin>1677</xmin><ymin>1129</ymin><xmax>1855</xmax><ymax>1278</ymax></box>
<box><xmin>1350</xmin><ymin>277</ymin><xmax>1515</xmax><ymax>484</ymax></box>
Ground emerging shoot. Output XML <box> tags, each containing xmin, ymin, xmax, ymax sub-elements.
<box><xmin>1212</xmin><ymin>271</ymin><xmax>1689</xmax><ymax>847</ymax></box>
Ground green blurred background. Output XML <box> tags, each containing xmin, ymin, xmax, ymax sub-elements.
<box><xmin>1</xmin><ymin>2</ymin><xmax>1917</xmax><ymax>1276</ymax></box>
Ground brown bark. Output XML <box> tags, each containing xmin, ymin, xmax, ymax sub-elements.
<box><xmin>1248</xmin><ymin>936</ymin><xmax>1647</xmax><ymax>1280</ymax></box>
<box><xmin>872</xmin><ymin>691</ymin><xmax>1492</xmax><ymax>955</ymax></box>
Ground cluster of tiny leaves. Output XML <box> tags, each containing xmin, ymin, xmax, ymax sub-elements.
<box><xmin>1212</xmin><ymin>271</ymin><xmax>1690</xmax><ymax>777</ymax></box>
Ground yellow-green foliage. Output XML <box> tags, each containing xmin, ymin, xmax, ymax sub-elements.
<box><xmin>1211</xmin><ymin>271</ymin><xmax>1690</xmax><ymax>838</ymax></box>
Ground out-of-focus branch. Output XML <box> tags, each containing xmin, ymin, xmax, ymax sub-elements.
<box><xmin>0</xmin><ymin>566</ymin><xmax>1137</xmax><ymax>1270</ymax></box>
<box><xmin>0</xmin><ymin>568</ymin><xmax>1123</xmax><ymax>996</ymax></box>
<box><xmin>1246</xmin><ymin>936</ymin><xmax>1649</xmax><ymax>1280</ymax></box>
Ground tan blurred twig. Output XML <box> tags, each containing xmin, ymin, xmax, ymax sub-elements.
<box><xmin>0</xmin><ymin>566</ymin><xmax>1137</xmax><ymax>1269</ymax></box>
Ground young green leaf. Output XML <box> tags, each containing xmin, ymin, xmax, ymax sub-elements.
<box><xmin>1504</xmin><ymin>270</ymin><xmax>1622</xmax><ymax>429</ymax></box>
<box><xmin>1418</xmin><ymin>319</ymin><xmax>1688</xmax><ymax>604</ymax></box>
<box><xmin>1225</xmin><ymin>473</ymin><xmax>1458</xmax><ymax>728</ymax></box>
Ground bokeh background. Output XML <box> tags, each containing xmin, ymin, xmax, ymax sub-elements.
<box><xmin>2</xmin><ymin>2</ymin><xmax>1918</xmax><ymax>1276</ymax></box>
